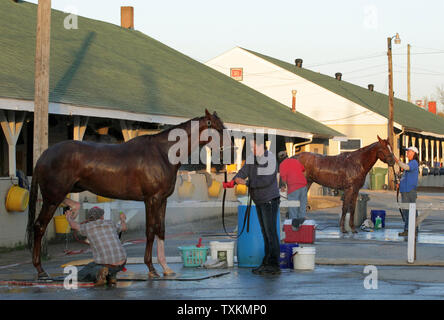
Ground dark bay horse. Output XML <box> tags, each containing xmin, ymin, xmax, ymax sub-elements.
<box><xmin>27</xmin><ymin>109</ymin><xmax>229</xmax><ymax>279</ymax></box>
<box><xmin>294</xmin><ymin>136</ymin><xmax>395</xmax><ymax>233</ymax></box>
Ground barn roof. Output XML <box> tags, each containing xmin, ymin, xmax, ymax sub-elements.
<box><xmin>0</xmin><ymin>1</ymin><xmax>343</xmax><ymax>139</ymax></box>
<box><xmin>243</xmin><ymin>48</ymin><xmax>444</xmax><ymax>136</ymax></box>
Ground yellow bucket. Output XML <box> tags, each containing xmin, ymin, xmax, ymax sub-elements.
<box><xmin>97</xmin><ymin>195</ymin><xmax>113</xmax><ymax>203</ymax></box>
<box><xmin>235</xmin><ymin>184</ymin><xmax>248</xmax><ymax>196</ymax></box>
<box><xmin>226</xmin><ymin>164</ymin><xmax>237</xmax><ymax>173</ymax></box>
<box><xmin>178</xmin><ymin>181</ymin><xmax>195</xmax><ymax>199</ymax></box>
<box><xmin>54</xmin><ymin>215</ymin><xmax>71</xmax><ymax>234</ymax></box>
<box><xmin>208</xmin><ymin>180</ymin><xmax>221</xmax><ymax>198</ymax></box>
<box><xmin>5</xmin><ymin>185</ymin><xmax>29</xmax><ymax>212</ymax></box>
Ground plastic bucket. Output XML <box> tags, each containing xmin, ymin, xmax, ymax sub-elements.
<box><xmin>280</xmin><ymin>243</ymin><xmax>299</xmax><ymax>269</ymax></box>
<box><xmin>5</xmin><ymin>185</ymin><xmax>29</xmax><ymax>212</ymax></box>
<box><xmin>235</xmin><ymin>184</ymin><xmax>247</xmax><ymax>196</ymax></box>
<box><xmin>54</xmin><ymin>215</ymin><xmax>71</xmax><ymax>234</ymax></box>
<box><xmin>237</xmin><ymin>205</ymin><xmax>280</xmax><ymax>267</ymax></box>
<box><xmin>178</xmin><ymin>181</ymin><xmax>195</xmax><ymax>199</ymax></box>
<box><xmin>97</xmin><ymin>195</ymin><xmax>113</xmax><ymax>203</ymax></box>
<box><xmin>209</xmin><ymin>241</ymin><xmax>235</xmax><ymax>267</ymax></box>
<box><xmin>292</xmin><ymin>246</ymin><xmax>316</xmax><ymax>270</ymax></box>
<box><xmin>207</xmin><ymin>180</ymin><xmax>222</xmax><ymax>198</ymax></box>
<box><xmin>370</xmin><ymin>210</ymin><xmax>386</xmax><ymax>228</ymax></box>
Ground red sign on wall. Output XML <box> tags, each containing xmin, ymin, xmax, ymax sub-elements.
<box><xmin>230</xmin><ymin>68</ymin><xmax>243</xmax><ymax>81</ymax></box>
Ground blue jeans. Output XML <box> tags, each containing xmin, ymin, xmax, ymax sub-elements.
<box><xmin>78</xmin><ymin>262</ymin><xmax>125</xmax><ymax>282</ymax></box>
<box><xmin>256</xmin><ymin>198</ymin><xmax>280</xmax><ymax>267</ymax></box>
<box><xmin>401</xmin><ymin>189</ymin><xmax>418</xmax><ymax>232</ymax></box>
<box><xmin>287</xmin><ymin>186</ymin><xmax>307</xmax><ymax>220</ymax></box>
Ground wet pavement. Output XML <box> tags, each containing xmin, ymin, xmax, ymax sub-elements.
<box><xmin>1</xmin><ymin>190</ymin><xmax>444</xmax><ymax>300</ymax></box>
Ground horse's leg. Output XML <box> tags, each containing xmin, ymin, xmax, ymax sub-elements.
<box><xmin>348</xmin><ymin>191</ymin><xmax>359</xmax><ymax>234</ymax></box>
<box><xmin>339</xmin><ymin>199</ymin><xmax>348</xmax><ymax>234</ymax></box>
<box><xmin>144</xmin><ymin>198</ymin><xmax>161</xmax><ymax>278</ymax></box>
<box><xmin>339</xmin><ymin>188</ymin><xmax>358</xmax><ymax>233</ymax></box>
<box><xmin>155</xmin><ymin>199</ymin><xmax>175</xmax><ymax>276</ymax></box>
<box><xmin>32</xmin><ymin>201</ymin><xmax>60</xmax><ymax>278</ymax></box>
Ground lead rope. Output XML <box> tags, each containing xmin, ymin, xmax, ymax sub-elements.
<box><xmin>222</xmin><ymin>171</ymin><xmax>251</xmax><ymax>239</ymax></box>
<box><xmin>391</xmin><ymin>165</ymin><xmax>403</xmax><ymax>216</ymax></box>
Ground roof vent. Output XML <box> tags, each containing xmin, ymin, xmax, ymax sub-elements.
<box><xmin>121</xmin><ymin>6</ymin><xmax>134</xmax><ymax>29</ymax></box>
<box><xmin>335</xmin><ymin>72</ymin><xmax>342</xmax><ymax>81</ymax></box>
<box><xmin>368</xmin><ymin>84</ymin><xmax>374</xmax><ymax>91</ymax></box>
<box><xmin>295</xmin><ymin>59</ymin><xmax>303</xmax><ymax>68</ymax></box>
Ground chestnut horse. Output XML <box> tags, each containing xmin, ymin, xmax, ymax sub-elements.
<box><xmin>27</xmin><ymin>109</ymin><xmax>229</xmax><ymax>279</ymax></box>
<box><xmin>294</xmin><ymin>136</ymin><xmax>395</xmax><ymax>233</ymax></box>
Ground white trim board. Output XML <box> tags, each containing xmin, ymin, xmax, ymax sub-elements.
<box><xmin>0</xmin><ymin>98</ymin><xmax>325</xmax><ymax>139</ymax></box>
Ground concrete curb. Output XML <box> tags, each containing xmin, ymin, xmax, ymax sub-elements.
<box><xmin>66</xmin><ymin>256</ymin><xmax>444</xmax><ymax>268</ymax></box>
<box><xmin>315</xmin><ymin>258</ymin><xmax>444</xmax><ymax>267</ymax></box>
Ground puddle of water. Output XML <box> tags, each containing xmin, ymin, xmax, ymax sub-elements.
<box><xmin>317</xmin><ymin>227</ymin><xmax>444</xmax><ymax>245</ymax></box>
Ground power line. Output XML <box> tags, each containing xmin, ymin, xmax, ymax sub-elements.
<box><xmin>304</xmin><ymin>52</ymin><xmax>386</xmax><ymax>68</ymax></box>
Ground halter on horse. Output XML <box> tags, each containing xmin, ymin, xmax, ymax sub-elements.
<box><xmin>294</xmin><ymin>136</ymin><xmax>395</xmax><ymax>233</ymax></box>
<box><xmin>27</xmin><ymin>109</ymin><xmax>231</xmax><ymax>279</ymax></box>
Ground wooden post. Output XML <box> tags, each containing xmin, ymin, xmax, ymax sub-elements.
<box><xmin>407</xmin><ymin>44</ymin><xmax>411</xmax><ymax>103</ymax></box>
<box><xmin>0</xmin><ymin>111</ymin><xmax>25</xmax><ymax>178</ymax></box>
<box><xmin>285</xmin><ymin>137</ymin><xmax>294</xmax><ymax>157</ymax></box>
<box><xmin>33</xmin><ymin>0</ymin><xmax>52</xmax><ymax>168</ymax></box>
<box><xmin>73</xmin><ymin>116</ymin><xmax>88</xmax><ymax>141</ymax></box>
<box><xmin>120</xmin><ymin>120</ymin><xmax>138</xmax><ymax>142</ymax></box>
<box><xmin>387</xmin><ymin>37</ymin><xmax>395</xmax><ymax>190</ymax></box>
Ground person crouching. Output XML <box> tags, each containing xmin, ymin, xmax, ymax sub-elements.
<box><xmin>66</xmin><ymin>206</ymin><xmax>127</xmax><ymax>286</ymax></box>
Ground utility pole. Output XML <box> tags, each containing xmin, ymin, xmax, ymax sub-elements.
<box><xmin>387</xmin><ymin>37</ymin><xmax>395</xmax><ymax>190</ymax></box>
<box><xmin>407</xmin><ymin>44</ymin><xmax>411</xmax><ymax>103</ymax></box>
<box><xmin>33</xmin><ymin>0</ymin><xmax>51</xmax><ymax>258</ymax></box>
<box><xmin>33</xmin><ymin>0</ymin><xmax>52</xmax><ymax>168</ymax></box>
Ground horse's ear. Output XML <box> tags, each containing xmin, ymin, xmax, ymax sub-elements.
<box><xmin>377</xmin><ymin>135</ymin><xmax>383</xmax><ymax>143</ymax></box>
<box><xmin>213</xmin><ymin>111</ymin><xmax>218</xmax><ymax>118</ymax></box>
<box><xmin>205</xmin><ymin>109</ymin><xmax>211</xmax><ymax>118</ymax></box>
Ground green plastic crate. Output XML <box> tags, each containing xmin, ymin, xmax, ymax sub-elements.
<box><xmin>178</xmin><ymin>246</ymin><xmax>209</xmax><ymax>267</ymax></box>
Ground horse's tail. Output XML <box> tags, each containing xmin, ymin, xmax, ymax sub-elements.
<box><xmin>26</xmin><ymin>169</ymin><xmax>39</xmax><ymax>250</ymax></box>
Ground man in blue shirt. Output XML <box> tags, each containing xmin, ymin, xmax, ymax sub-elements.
<box><xmin>394</xmin><ymin>146</ymin><xmax>419</xmax><ymax>236</ymax></box>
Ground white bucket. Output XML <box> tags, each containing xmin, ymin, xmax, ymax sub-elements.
<box><xmin>292</xmin><ymin>246</ymin><xmax>316</xmax><ymax>270</ymax></box>
<box><xmin>209</xmin><ymin>241</ymin><xmax>235</xmax><ymax>267</ymax></box>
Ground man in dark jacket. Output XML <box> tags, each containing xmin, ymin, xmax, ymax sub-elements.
<box><xmin>224</xmin><ymin>134</ymin><xmax>280</xmax><ymax>275</ymax></box>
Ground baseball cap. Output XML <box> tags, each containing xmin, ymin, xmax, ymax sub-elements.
<box><xmin>86</xmin><ymin>206</ymin><xmax>104</xmax><ymax>221</ymax></box>
<box><xmin>278</xmin><ymin>151</ymin><xmax>288</xmax><ymax>160</ymax></box>
<box><xmin>407</xmin><ymin>146</ymin><xmax>418</xmax><ymax>154</ymax></box>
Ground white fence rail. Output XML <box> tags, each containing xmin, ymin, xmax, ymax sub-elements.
<box><xmin>393</xmin><ymin>202</ymin><xmax>444</xmax><ymax>263</ymax></box>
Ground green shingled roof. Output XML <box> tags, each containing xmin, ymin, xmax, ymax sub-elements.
<box><xmin>0</xmin><ymin>1</ymin><xmax>342</xmax><ymax>138</ymax></box>
<box><xmin>243</xmin><ymin>48</ymin><xmax>444</xmax><ymax>136</ymax></box>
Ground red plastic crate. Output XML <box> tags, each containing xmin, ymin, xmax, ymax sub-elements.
<box><xmin>283</xmin><ymin>224</ymin><xmax>316</xmax><ymax>244</ymax></box>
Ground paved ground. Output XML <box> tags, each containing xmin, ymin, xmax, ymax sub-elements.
<box><xmin>1</xmin><ymin>189</ymin><xmax>444</xmax><ymax>300</ymax></box>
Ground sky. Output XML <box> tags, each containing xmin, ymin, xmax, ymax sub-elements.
<box><xmin>27</xmin><ymin>0</ymin><xmax>444</xmax><ymax>111</ymax></box>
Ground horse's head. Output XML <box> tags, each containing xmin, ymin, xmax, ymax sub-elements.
<box><xmin>199</xmin><ymin>109</ymin><xmax>235</xmax><ymax>166</ymax></box>
<box><xmin>377</xmin><ymin>135</ymin><xmax>395</xmax><ymax>166</ymax></box>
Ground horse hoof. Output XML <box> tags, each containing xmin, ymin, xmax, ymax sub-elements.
<box><xmin>163</xmin><ymin>268</ymin><xmax>176</xmax><ymax>277</ymax></box>
<box><xmin>351</xmin><ymin>229</ymin><xmax>358</xmax><ymax>234</ymax></box>
<box><xmin>148</xmin><ymin>271</ymin><xmax>160</xmax><ymax>279</ymax></box>
<box><xmin>38</xmin><ymin>271</ymin><xmax>50</xmax><ymax>279</ymax></box>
